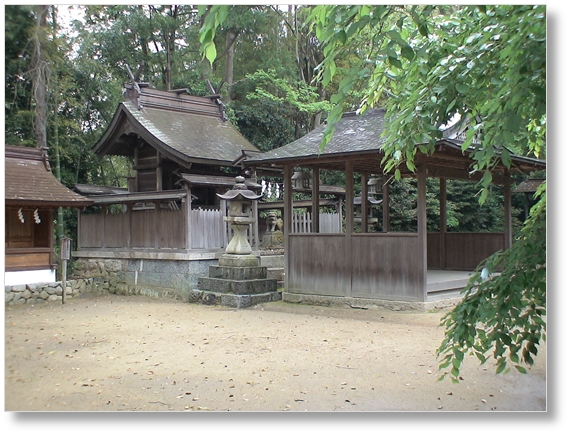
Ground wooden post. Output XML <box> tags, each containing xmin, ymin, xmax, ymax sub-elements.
<box><xmin>156</xmin><ymin>151</ymin><xmax>163</xmax><ymax>191</ymax></box>
<box><xmin>252</xmin><ymin>199</ymin><xmax>259</xmax><ymax>251</ymax></box>
<box><xmin>345</xmin><ymin>160</ymin><xmax>354</xmax><ymax>235</ymax></box>
<box><xmin>345</xmin><ymin>160</ymin><xmax>354</xmax><ymax>298</ymax></box>
<box><xmin>101</xmin><ymin>205</ymin><xmax>107</xmax><ymax>249</ymax></box>
<box><xmin>417</xmin><ymin>156</ymin><xmax>428</xmax><ymax>302</ymax></box>
<box><xmin>383</xmin><ymin>179</ymin><xmax>390</xmax><ymax>232</ymax></box>
<box><xmin>127</xmin><ymin>203</ymin><xmax>133</xmax><ymax>249</ymax></box>
<box><xmin>504</xmin><ymin>170</ymin><xmax>512</xmax><ymax>249</ymax></box>
<box><xmin>154</xmin><ymin>201</ymin><xmax>160</xmax><ymax>249</ymax></box>
<box><xmin>361</xmin><ymin>173</ymin><xmax>368</xmax><ymax>233</ymax></box>
<box><xmin>284</xmin><ymin>165</ymin><xmax>293</xmax><ymax>291</ymax></box>
<box><xmin>312</xmin><ymin>167</ymin><xmax>320</xmax><ymax>233</ymax></box>
<box><xmin>184</xmin><ymin>184</ymin><xmax>192</xmax><ymax>250</ymax></box>
<box><xmin>439</xmin><ymin>177</ymin><xmax>447</xmax><ymax>269</ymax></box>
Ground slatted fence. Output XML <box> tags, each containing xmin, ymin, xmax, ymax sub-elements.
<box><xmin>291</xmin><ymin>212</ymin><xmax>342</xmax><ymax>234</ymax></box>
<box><xmin>189</xmin><ymin>208</ymin><xmax>225</xmax><ymax>249</ymax></box>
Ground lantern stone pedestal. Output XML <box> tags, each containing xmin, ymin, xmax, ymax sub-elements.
<box><xmin>191</xmin><ymin>176</ymin><xmax>281</xmax><ymax>309</ymax></box>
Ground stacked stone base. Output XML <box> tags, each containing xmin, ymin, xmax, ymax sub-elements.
<box><xmin>189</xmin><ymin>287</ymin><xmax>281</xmax><ymax>309</ymax></box>
<box><xmin>194</xmin><ymin>254</ymin><xmax>281</xmax><ymax>309</ymax></box>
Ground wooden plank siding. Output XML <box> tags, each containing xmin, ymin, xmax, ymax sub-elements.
<box><xmin>351</xmin><ymin>233</ymin><xmax>424</xmax><ymax>301</ymax></box>
<box><xmin>427</xmin><ymin>232</ymin><xmax>504</xmax><ymax>270</ymax></box>
<box><xmin>78</xmin><ymin>208</ymin><xmax>187</xmax><ymax>250</ymax></box>
<box><xmin>5</xmin><ymin>249</ymin><xmax>53</xmax><ymax>270</ymax></box>
<box><xmin>288</xmin><ymin>233</ymin><xmax>424</xmax><ymax>301</ymax></box>
<box><xmin>288</xmin><ymin>234</ymin><xmax>350</xmax><ymax>297</ymax></box>
<box><xmin>77</xmin><ymin>206</ymin><xmax>231</xmax><ymax>251</ymax></box>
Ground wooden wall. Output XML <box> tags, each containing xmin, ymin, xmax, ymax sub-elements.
<box><xmin>78</xmin><ymin>206</ymin><xmax>229</xmax><ymax>251</ymax></box>
<box><xmin>427</xmin><ymin>232</ymin><xmax>504</xmax><ymax>270</ymax></box>
<box><xmin>288</xmin><ymin>233</ymin><xmax>424</xmax><ymax>301</ymax></box>
<box><xmin>79</xmin><ymin>207</ymin><xmax>186</xmax><ymax>250</ymax></box>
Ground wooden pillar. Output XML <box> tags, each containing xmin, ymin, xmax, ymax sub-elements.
<box><xmin>417</xmin><ymin>156</ymin><xmax>428</xmax><ymax>302</ymax></box>
<box><xmin>252</xmin><ymin>199</ymin><xmax>259</xmax><ymax>251</ymax></box>
<box><xmin>284</xmin><ymin>165</ymin><xmax>293</xmax><ymax>292</ymax></box>
<box><xmin>156</xmin><ymin>151</ymin><xmax>162</xmax><ymax>191</ymax></box>
<box><xmin>361</xmin><ymin>173</ymin><xmax>368</xmax><ymax>233</ymax></box>
<box><xmin>383</xmin><ymin>179</ymin><xmax>390</xmax><ymax>232</ymax></box>
<box><xmin>184</xmin><ymin>184</ymin><xmax>192</xmax><ymax>250</ymax></box>
<box><xmin>101</xmin><ymin>205</ymin><xmax>107</xmax><ymax>249</ymax></box>
<box><xmin>127</xmin><ymin>203</ymin><xmax>133</xmax><ymax>249</ymax></box>
<box><xmin>345</xmin><ymin>160</ymin><xmax>354</xmax><ymax>235</ymax></box>
<box><xmin>345</xmin><ymin>160</ymin><xmax>354</xmax><ymax>298</ymax></box>
<box><xmin>439</xmin><ymin>177</ymin><xmax>447</xmax><ymax>269</ymax></box>
<box><xmin>504</xmin><ymin>170</ymin><xmax>512</xmax><ymax>249</ymax></box>
<box><xmin>154</xmin><ymin>201</ymin><xmax>161</xmax><ymax>249</ymax></box>
<box><xmin>312</xmin><ymin>167</ymin><xmax>320</xmax><ymax>233</ymax></box>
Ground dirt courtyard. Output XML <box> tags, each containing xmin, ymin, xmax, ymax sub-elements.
<box><xmin>4</xmin><ymin>294</ymin><xmax>546</xmax><ymax>412</ymax></box>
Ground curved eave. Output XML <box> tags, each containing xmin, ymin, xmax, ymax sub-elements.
<box><xmin>6</xmin><ymin>199</ymin><xmax>93</xmax><ymax>208</ymax></box>
<box><xmin>93</xmin><ymin>103</ymin><xmax>246</xmax><ymax>168</ymax></box>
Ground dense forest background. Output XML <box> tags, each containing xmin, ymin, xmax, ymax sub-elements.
<box><xmin>4</xmin><ymin>5</ymin><xmax>541</xmax><ymax>240</ymax></box>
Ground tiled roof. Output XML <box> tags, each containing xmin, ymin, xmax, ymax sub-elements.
<box><xmin>5</xmin><ymin>146</ymin><xmax>93</xmax><ymax>208</ymax></box>
<box><xmin>250</xmin><ymin>108</ymin><xmax>387</xmax><ymax>163</ymax></box>
<box><xmin>514</xmin><ymin>178</ymin><xmax>545</xmax><ymax>193</ymax></box>
<box><xmin>93</xmin><ymin>88</ymin><xmax>259</xmax><ymax>167</ymax></box>
<box><xmin>246</xmin><ymin>108</ymin><xmax>546</xmax><ymax>174</ymax></box>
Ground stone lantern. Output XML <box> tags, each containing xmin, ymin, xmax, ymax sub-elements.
<box><xmin>217</xmin><ymin>176</ymin><xmax>262</xmax><ymax>265</ymax></box>
<box><xmin>354</xmin><ymin>196</ymin><xmax>382</xmax><ymax>231</ymax></box>
<box><xmin>367</xmin><ymin>175</ymin><xmax>383</xmax><ymax>195</ymax></box>
<box><xmin>291</xmin><ymin>170</ymin><xmax>311</xmax><ymax>190</ymax></box>
<box><xmin>195</xmin><ymin>175</ymin><xmax>280</xmax><ymax>308</ymax></box>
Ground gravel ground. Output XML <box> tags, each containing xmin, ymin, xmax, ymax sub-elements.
<box><xmin>4</xmin><ymin>294</ymin><xmax>546</xmax><ymax>412</ymax></box>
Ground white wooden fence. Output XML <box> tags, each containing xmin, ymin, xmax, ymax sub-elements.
<box><xmin>292</xmin><ymin>212</ymin><xmax>342</xmax><ymax>234</ymax></box>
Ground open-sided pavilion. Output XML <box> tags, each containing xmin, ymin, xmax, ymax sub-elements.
<box><xmin>245</xmin><ymin>108</ymin><xmax>545</xmax><ymax>306</ymax></box>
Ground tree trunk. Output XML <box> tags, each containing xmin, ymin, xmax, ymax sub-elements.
<box><xmin>224</xmin><ymin>29</ymin><xmax>236</xmax><ymax>102</ymax></box>
<box><xmin>32</xmin><ymin>5</ymin><xmax>49</xmax><ymax>150</ymax></box>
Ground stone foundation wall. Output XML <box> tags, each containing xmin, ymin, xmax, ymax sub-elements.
<box><xmin>5</xmin><ymin>278</ymin><xmax>105</xmax><ymax>305</ymax></box>
<box><xmin>282</xmin><ymin>292</ymin><xmax>462</xmax><ymax>312</ymax></box>
<box><xmin>72</xmin><ymin>257</ymin><xmax>218</xmax><ymax>302</ymax></box>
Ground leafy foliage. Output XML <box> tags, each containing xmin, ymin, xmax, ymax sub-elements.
<box><xmin>437</xmin><ymin>182</ymin><xmax>546</xmax><ymax>382</ymax></box>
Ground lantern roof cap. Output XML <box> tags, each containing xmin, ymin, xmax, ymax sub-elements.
<box><xmin>217</xmin><ymin>176</ymin><xmax>262</xmax><ymax>201</ymax></box>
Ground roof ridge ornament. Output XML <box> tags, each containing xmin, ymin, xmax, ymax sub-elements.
<box><xmin>125</xmin><ymin>64</ymin><xmax>144</xmax><ymax>110</ymax></box>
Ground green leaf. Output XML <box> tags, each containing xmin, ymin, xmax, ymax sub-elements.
<box><xmin>205</xmin><ymin>42</ymin><xmax>217</xmax><ymax>64</ymax></box>
<box><xmin>514</xmin><ymin>365</ymin><xmax>527</xmax><ymax>374</ymax></box>
<box><xmin>401</xmin><ymin>45</ymin><xmax>415</xmax><ymax>61</ymax></box>
<box><xmin>388</xmin><ymin>55</ymin><xmax>402</xmax><ymax>69</ymax></box>
<box><xmin>482</xmin><ymin>169</ymin><xmax>493</xmax><ymax>187</ymax></box>
<box><xmin>455</xmin><ymin>83</ymin><xmax>469</xmax><ymax>94</ymax></box>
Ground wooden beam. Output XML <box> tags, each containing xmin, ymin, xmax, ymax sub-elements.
<box><xmin>427</xmin><ymin>166</ymin><xmax>509</xmax><ymax>184</ymax></box>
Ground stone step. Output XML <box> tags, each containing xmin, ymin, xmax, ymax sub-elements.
<box><xmin>189</xmin><ymin>288</ymin><xmax>282</xmax><ymax>309</ymax></box>
<box><xmin>266</xmin><ymin>267</ymin><xmax>284</xmax><ymax>281</ymax></box>
<box><xmin>259</xmin><ymin>255</ymin><xmax>284</xmax><ymax>268</ymax></box>
<box><xmin>208</xmin><ymin>265</ymin><xmax>268</xmax><ymax>280</ymax></box>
